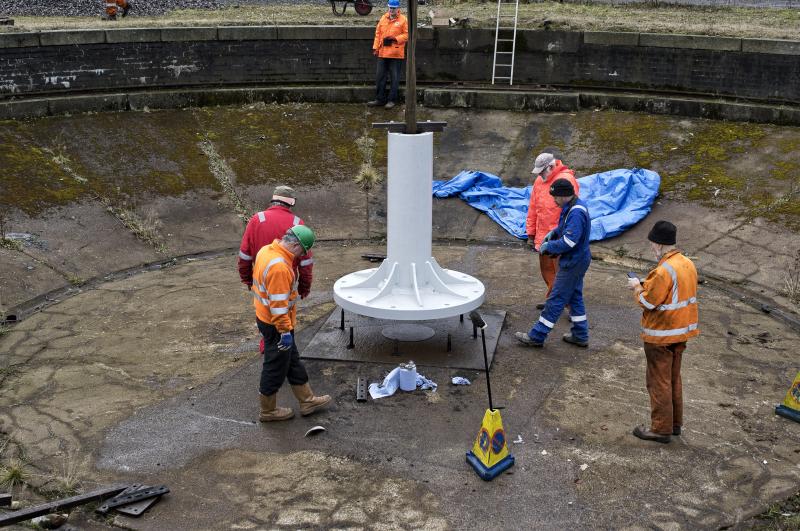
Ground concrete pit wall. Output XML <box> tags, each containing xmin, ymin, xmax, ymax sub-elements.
<box><xmin>1</xmin><ymin>26</ymin><xmax>799</xmax><ymax>123</ymax></box>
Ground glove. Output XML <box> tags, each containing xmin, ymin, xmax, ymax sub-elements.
<box><xmin>383</xmin><ymin>36</ymin><xmax>396</xmax><ymax>46</ymax></box>
<box><xmin>299</xmin><ymin>287</ymin><xmax>310</xmax><ymax>299</ymax></box>
<box><xmin>277</xmin><ymin>332</ymin><xmax>293</xmax><ymax>351</ymax></box>
<box><xmin>539</xmin><ymin>241</ymin><xmax>551</xmax><ymax>256</ymax></box>
<box><xmin>543</xmin><ymin>230</ymin><xmax>555</xmax><ymax>244</ymax></box>
<box><xmin>526</xmin><ymin>237</ymin><xmax>535</xmax><ymax>249</ymax></box>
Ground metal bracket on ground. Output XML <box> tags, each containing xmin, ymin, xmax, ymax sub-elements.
<box><xmin>356</xmin><ymin>377</ymin><xmax>367</xmax><ymax>402</ymax></box>
<box><xmin>96</xmin><ymin>485</ymin><xmax>169</xmax><ymax>515</ymax></box>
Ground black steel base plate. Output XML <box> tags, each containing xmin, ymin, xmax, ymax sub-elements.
<box><xmin>302</xmin><ymin>309</ymin><xmax>505</xmax><ymax>370</ymax></box>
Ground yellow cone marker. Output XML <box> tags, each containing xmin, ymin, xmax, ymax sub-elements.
<box><xmin>466</xmin><ymin>408</ymin><xmax>514</xmax><ymax>481</ymax></box>
<box><xmin>775</xmin><ymin>370</ymin><xmax>800</xmax><ymax>423</ymax></box>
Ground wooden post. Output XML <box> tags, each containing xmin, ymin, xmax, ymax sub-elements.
<box><xmin>404</xmin><ymin>0</ymin><xmax>417</xmax><ymax>134</ymax></box>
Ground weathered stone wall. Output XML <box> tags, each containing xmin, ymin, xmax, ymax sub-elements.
<box><xmin>0</xmin><ymin>26</ymin><xmax>799</xmax><ymax>106</ymax></box>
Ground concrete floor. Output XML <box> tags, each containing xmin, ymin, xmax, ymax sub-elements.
<box><xmin>1</xmin><ymin>104</ymin><xmax>799</xmax><ymax>529</ymax></box>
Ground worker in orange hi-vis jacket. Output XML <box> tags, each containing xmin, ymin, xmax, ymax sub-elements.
<box><xmin>627</xmin><ymin>220</ymin><xmax>699</xmax><ymax>445</ymax></box>
<box><xmin>367</xmin><ymin>0</ymin><xmax>408</xmax><ymax>109</ymax></box>
<box><xmin>251</xmin><ymin>226</ymin><xmax>332</xmax><ymax>422</ymax></box>
<box><xmin>104</xmin><ymin>0</ymin><xmax>131</xmax><ymax>20</ymax></box>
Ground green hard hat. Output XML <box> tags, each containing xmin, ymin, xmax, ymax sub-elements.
<box><xmin>290</xmin><ymin>225</ymin><xmax>316</xmax><ymax>252</ymax></box>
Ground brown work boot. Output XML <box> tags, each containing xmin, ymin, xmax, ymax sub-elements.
<box><xmin>632</xmin><ymin>425</ymin><xmax>670</xmax><ymax>444</ymax></box>
<box><xmin>259</xmin><ymin>393</ymin><xmax>294</xmax><ymax>422</ymax></box>
<box><xmin>291</xmin><ymin>383</ymin><xmax>332</xmax><ymax>416</ymax></box>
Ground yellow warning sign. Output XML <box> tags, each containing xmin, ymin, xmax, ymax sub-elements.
<box><xmin>466</xmin><ymin>408</ymin><xmax>514</xmax><ymax>480</ymax></box>
<box><xmin>776</xmin><ymin>371</ymin><xmax>800</xmax><ymax>423</ymax></box>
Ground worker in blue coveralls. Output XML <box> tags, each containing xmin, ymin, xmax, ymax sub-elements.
<box><xmin>515</xmin><ymin>178</ymin><xmax>591</xmax><ymax>348</ymax></box>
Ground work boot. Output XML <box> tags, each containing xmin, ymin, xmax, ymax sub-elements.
<box><xmin>632</xmin><ymin>425</ymin><xmax>670</xmax><ymax>444</ymax></box>
<box><xmin>291</xmin><ymin>383</ymin><xmax>332</xmax><ymax>416</ymax></box>
<box><xmin>121</xmin><ymin>1</ymin><xmax>131</xmax><ymax>17</ymax></box>
<box><xmin>514</xmin><ymin>331</ymin><xmax>543</xmax><ymax>348</ymax></box>
<box><xmin>384</xmin><ymin>101</ymin><xmax>396</xmax><ymax>109</ymax></box>
<box><xmin>673</xmin><ymin>425</ymin><xmax>681</xmax><ymax>436</ymax></box>
<box><xmin>367</xmin><ymin>100</ymin><xmax>383</xmax><ymax>107</ymax></box>
<box><xmin>259</xmin><ymin>393</ymin><xmax>294</xmax><ymax>422</ymax></box>
<box><xmin>562</xmin><ymin>333</ymin><xmax>588</xmax><ymax>348</ymax></box>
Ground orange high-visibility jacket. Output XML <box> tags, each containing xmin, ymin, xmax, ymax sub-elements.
<box><xmin>252</xmin><ymin>240</ymin><xmax>298</xmax><ymax>333</ymax></box>
<box><xmin>373</xmin><ymin>11</ymin><xmax>408</xmax><ymax>59</ymax></box>
<box><xmin>635</xmin><ymin>249</ymin><xmax>700</xmax><ymax>345</ymax></box>
<box><xmin>526</xmin><ymin>161</ymin><xmax>580</xmax><ymax>249</ymax></box>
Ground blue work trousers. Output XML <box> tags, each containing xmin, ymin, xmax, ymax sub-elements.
<box><xmin>375</xmin><ymin>57</ymin><xmax>402</xmax><ymax>104</ymax></box>
<box><xmin>528</xmin><ymin>260</ymin><xmax>590</xmax><ymax>343</ymax></box>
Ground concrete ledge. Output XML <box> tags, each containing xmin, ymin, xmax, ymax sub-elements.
<box><xmin>39</xmin><ymin>30</ymin><xmax>105</xmax><ymax>46</ymax></box>
<box><xmin>160</xmin><ymin>27</ymin><xmax>217</xmax><ymax>42</ymax></box>
<box><xmin>346</xmin><ymin>26</ymin><xmax>375</xmax><ymax>40</ymax></box>
<box><xmin>217</xmin><ymin>26</ymin><xmax>277</xmax><ymax>41</ymax></box>
<box><xmin>742</xmin><ymin>38</ymin><xmax>800</xmax><ymax>55</ymax></box>
<box><xmin>105</xmin><ymin>28</ymin><xmax>162</xmax><ymax>44</ymax></box>
<box><xmin>424</xmin><ymin>89</ymin><xmax>580</xmax><ymax>112</ymax></box>
<box><xmin>2</xmin><ymin>85</ymin><xmax>800</xmax><ymax>125</ymax></box>
<box><xmin>583</xmin><ymin>31</ymin><xmax>639</xmax><ymax>47</ymax></box>
<box><xmin>277</xmin><ymin>26</ymin><xmax>348</xmax><ymax>40</ymax></box>
<box><xmin>128</xmin><ymin>90</ymin><xmax>198</xmax><ymax>111</ymax></box>
<box><xmin>579</xmin><ymin>92</ymin><xmax>800</xmax><ymax>126</ymax></box>
<box><xmin>0</xmin><ymin>98</ymin><xmax>49</xmax><ymax>119</ymax></box>
<box><xmin>48</xmin><ymin>93</ymin><xmax>127</xmax><ymax>115</ymax></box>
<box><xmin>639</xmin><ymin>33</ymin><xmax>741</xmax><ymax>51</ymax></box>
<box><xmin>0</xmin><ymin>32</ymin><xmax>40</xmax><ymax>48</ymax></box>
<box><xmin>517</xmin><ymin>30</ymin><xmax>582</xmax><ymax>53</ymax></box>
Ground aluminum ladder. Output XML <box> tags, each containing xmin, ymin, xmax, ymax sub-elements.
<box><xmin>491</xmin><ymin>0</ymin><xmax>519</xmax><ymax>85</ymax></box>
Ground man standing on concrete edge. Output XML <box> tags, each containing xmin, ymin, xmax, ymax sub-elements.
<box><xmin>252</xmin><ymin>226</ymin><xmax>332</xmax><ymax>422</ymax></box>
<box><xmin>527</xmin><ymin>152</ymin><xmax>580</xmax><ymax>309</ymax></box>
<box><xmin>516</xmin><ymin>178</ymin><xmax>591</xmax><ymax>348</ymax></box>
<box><xmin>627</xmin><ymin>221</ymin><xmax>699</xmax><ymax>443</ymax></box>
<box><xmin>239</xmin><ymin>185</ymin><xmax>314</xmax><ymax>353</ymax></box>
<box><xmin>367</xmin><ymin>0</ymin><xmax>408</xmax><ymax>110</ymax></box>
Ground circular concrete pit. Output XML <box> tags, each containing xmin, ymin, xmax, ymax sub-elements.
<box><xmin>0</xmin><ymin>103</ymin><xmax>799</xmax><ymax>529</ymax></box>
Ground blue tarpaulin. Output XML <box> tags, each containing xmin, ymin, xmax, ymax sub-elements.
<box><xmin>432</xmin><ymin>168</ymin><xmax>661</xmax><ymax>241</ymax></box>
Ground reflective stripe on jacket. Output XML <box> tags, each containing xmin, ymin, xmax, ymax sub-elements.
<box><xmin>238</xmin><ymin>204</ymin><xmax>313</xmax><ymax>295</ymax></box>
<box><xmin>526</xmin><ymin>161</ymin><xmax>580</xmax><ymax>249</ymax></box>
<box><xmin>373</xmin><ymin>12</ymin><xmax>408</xmax><ymax>59</ymax></box>
<box><xmin>252</xmin><ymin>241</ymin><xmax>298</xmax><ymax>333</ymax></box>
<box><xmin>546</xmin><ymin>197</ymin><xmax>591</xmax><ymax>269</ymax></box>
<box><xmin>636</xmin><ymin>249</ymin><xmax>699</xmax><ymax>345</ymax></box>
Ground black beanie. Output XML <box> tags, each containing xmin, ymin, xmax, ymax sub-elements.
<box><xmin>648</xmin><ymin>220</ymin><xmax>677</xmax><ymax>245</ymax></box>
<box><xmin>549</xmin><ymin>178</ymin><xmax>575</xmax><ymax>197</ymax></box>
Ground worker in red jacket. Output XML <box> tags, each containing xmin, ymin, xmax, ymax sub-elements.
<box><xmin>526</xmin><ymin>152</ymin><xmax>580</xmax><ymax>308</ymax></box>
<box><xmin>104</xmin><ymin>0</ymin><xmax>131</xmax><ymax>20</ymax></box>
<box><xmin>238</xmin><ymin>186</ymin><xmax>314</xmax><ymax>352</ymax></box>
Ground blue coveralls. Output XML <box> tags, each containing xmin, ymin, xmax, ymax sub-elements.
<box><xmin>527</xmin><ymin>197</ymin><xmax>592</xmax><ymax>343</ymax></box>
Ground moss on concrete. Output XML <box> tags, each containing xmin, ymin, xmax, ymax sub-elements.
<box><xmin>190</xmin><ymin>103</ymin><xmax>387</xmax><ymax>188</ymax></box>
<box><xmin>0</xmin><ymin>123</ymin><xmax>88</xmax><ymax>215</ymax></box>
<box><xmin>1</xmin><ymin>104</ymin><xmax>798</xmax><ymax>230</ymax></box>
<box><xmin>564</xmin><ymin>110</ymin><xmax>800</xmax><ymax>230</ymax></box>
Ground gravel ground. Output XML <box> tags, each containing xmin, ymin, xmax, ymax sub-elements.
<box><xmin>0</xmin><ymin>0</ymin><xmax>320</xmax><ymax>17</ymax></box>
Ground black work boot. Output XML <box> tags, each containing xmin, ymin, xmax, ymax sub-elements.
<box><xmin>562</xmin><ymin>333</ymin><xmax>588</xmax><ymax>348</ymax></box>
<box><xmin>121</xmin><ymin>1</ymin><xmax>131</xmax><ymax>17</ymax></box>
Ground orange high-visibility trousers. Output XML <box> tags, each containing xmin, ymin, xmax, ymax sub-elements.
<box><xmin>105</xmin><ymin>0</ymin><xmax>128</xmax><ymax>17</ymax></box>
<box><xmin>539</xmin><ymin>253</ymin><xmax>558</xmax><ymax>298</ymax></box>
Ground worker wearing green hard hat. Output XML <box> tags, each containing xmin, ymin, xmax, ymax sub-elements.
<box><xmin>289</xmin><ymin>224</ymin><xmax>316</xmax><ymax>253</ymax></box>
<box><xmin>251</xmin><ymin>224</ymin><xmax>330</xmax><ymax>422</ymax></box>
